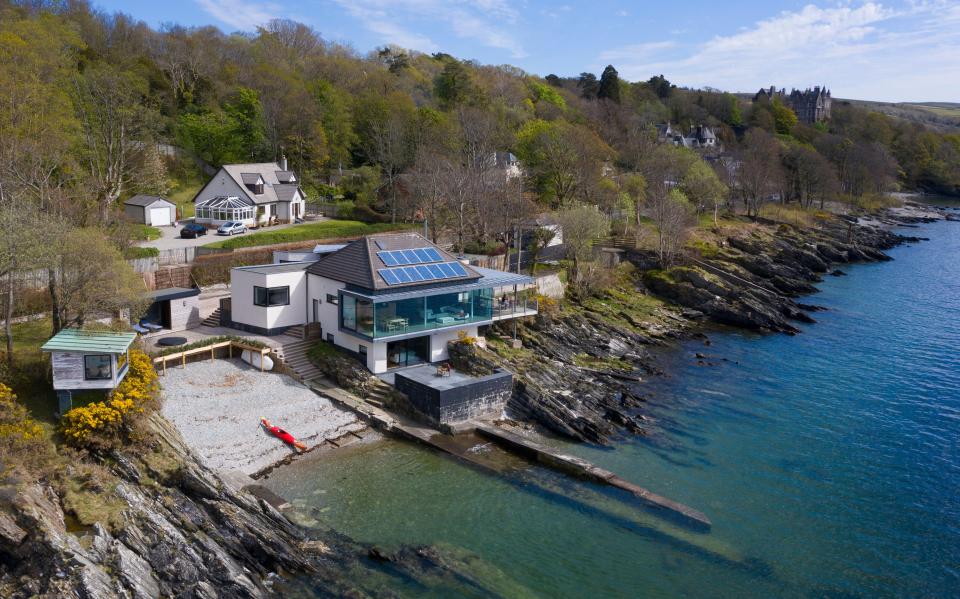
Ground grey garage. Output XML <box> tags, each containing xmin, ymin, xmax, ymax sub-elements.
<box><xmin>123</xmin><ymin>194</ymin><xmax>176</xmax><ymax>226</ymax></box>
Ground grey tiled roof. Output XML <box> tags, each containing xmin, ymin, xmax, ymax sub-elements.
<box><xmin>275</xmin><ymin>170</ymin><xmax>295</xmax><ymax>183</ymax></box>
<box><xmin>218</xmin><ymin>163</ymin><xmax>304</xmax><ymax>206</ymax></box>
<box><xmin>274</xmin><ymin>184</ymin><xmax>299</xmax><ymax>202</ymax></box>
<box><xmin>307</xmin><ymin>232</ymin><xmax>480</xmax><ymax>291</ymax></box>
<box><xmin>124</xmin><ymin>194</ymin><xmax>173</xmax><ymax>208</ymax></box>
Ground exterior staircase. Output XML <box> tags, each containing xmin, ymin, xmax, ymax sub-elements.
<box><xmin>273</xmin><ymin>337</ymin><xmax>324</xmax><ymax>383</ymax></box>
<box><xmin>364</xmin><ymin>379</ymin><xmax>395</xmax><ymax>408</ymax></box>
<box><xmin>201</xmin><ymin>308</ymin><xmax>221</xmax><ymax>328</ymax></box>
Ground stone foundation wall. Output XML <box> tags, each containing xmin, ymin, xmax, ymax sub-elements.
<box><xmin>395</xmin><ymin>369</ymin><xmax>513</xmax><ymax>425</ymax></box>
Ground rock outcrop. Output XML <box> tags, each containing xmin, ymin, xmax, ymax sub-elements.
<box><xmin>484</xmin><ymin>205</ymin><xmax>946</xmax><ymax>444</ymax></box>
<box><xmin>0</xmin><ymin>415</ymin><xmax>527</xmax><ymax>598</ymax></box>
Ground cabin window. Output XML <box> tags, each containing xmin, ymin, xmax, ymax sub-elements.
<box><xmin>84</xmin><ymin>354</ymin><xmax>112</xmax><ymax>380</ymax></box>
<box><xmin>254</xmin><ymin>286</ymin><xmax>290</xmax><ymax>307</ymax></box>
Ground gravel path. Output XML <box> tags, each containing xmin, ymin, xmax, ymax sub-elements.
<box><xmin>160</xmin><ymin>359</ymin><xmax>363</xmax><ymax>475</ymax></box>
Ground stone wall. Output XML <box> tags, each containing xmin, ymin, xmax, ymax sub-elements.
<box><xmin>394</xmin><ymin>369</ymin><xmax>513</xmax><ymax>425</ymax></box>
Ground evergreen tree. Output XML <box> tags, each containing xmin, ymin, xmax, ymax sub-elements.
<box><xmin>577</xmin><ymin>72</ymin><xmax>599</xmax><ymax>99</ymax></box>
<box><xmin>597</xmin><ymin>65</ymin><xmax>621</xmax><ymax>103</ymax></box>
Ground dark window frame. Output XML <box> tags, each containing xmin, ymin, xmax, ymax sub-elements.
<box><xmin>254</xmin><ymin>285</ymin><xmax>290</xmax><ymax>307</ymax></box>
<box><xmin>83</xmin><ymin>354</ymin><xmax>113</xmax><ymax>381</ymax></box>
<box><xmin>326</xmin><ymin>293</ymin><xmax>338</xmax><ymax>305</ymax></box>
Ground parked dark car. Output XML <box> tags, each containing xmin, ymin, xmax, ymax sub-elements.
<box><xmin>180</xmin><ymin>223</ymin><xmax>207</xmax><ymax>238</ymax></box>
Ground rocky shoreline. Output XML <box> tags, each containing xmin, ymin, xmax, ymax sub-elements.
<box><xmin>480</xmin><ymin>202</ymin><xmax>955</xmax><ymax>444</ymax></box>
<box><xmin>2</xmin><ymin>202</ymin><xmax>954</xmax><ymax>598</ymax></box>
<box><xmin>0</xmin><ymin>414</ymin><xmax>535</xmax><ymax>598</ymax></box>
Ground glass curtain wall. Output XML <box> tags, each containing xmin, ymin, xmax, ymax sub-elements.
<box><xmin>353</xmin><ymin>288</ymin><xmax>494</xmax><ymax>338</ymax></box>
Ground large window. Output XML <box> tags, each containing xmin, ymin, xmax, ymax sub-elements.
<box><xmin>84</xmin><ymin>354</ymin><xmax>112</xmax><ymax>380</ymax></box>
<box><xmin>254</xmin><ymin>286</ymin><xmax>289</xmax><ymax>307</ymax></box>
<box><xmin>340</xmin><ymin>295</ymin><xmax>374</xmax><ymax>336</ymax></box>
<box><xmin>351</xmin><ymin>288</ymin><xmax>496</xmax><ymax>339</ymax></box>
<box><xmin>195</xmin><ymin>197</ymin><xmax>255</xmax><ymax>222</ymax></box>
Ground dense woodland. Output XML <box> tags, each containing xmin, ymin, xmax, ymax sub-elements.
<box><xmin>2</xmin><ymin>0</ymin><xmax>960</xmax><ymax>356</ymax></box>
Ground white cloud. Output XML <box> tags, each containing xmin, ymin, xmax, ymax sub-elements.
<box><xmin>598</xmin><ymin>2</ymin><xmax>960</xmax><ymax>101</ymax></box>
<box><xmin>331</xmin><ymin>0</ymin><xmax>526</xmax><ymax>58</ymax></box>
<box><xmin>195</xmin><ymin>0</ymin><xmax>281</xmax><ymax>31</ymax></box>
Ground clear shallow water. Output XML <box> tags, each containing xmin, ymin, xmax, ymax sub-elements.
<box><xmin>267</xmin><ymin>216</ymin><xmax>960</xmax><ymax>598</ymax></box>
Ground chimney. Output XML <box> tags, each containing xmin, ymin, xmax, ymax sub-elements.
<box><xmin>281</xmin><ymin>154</ymin><xmax>287</xmax><ymax>171</ymax></box>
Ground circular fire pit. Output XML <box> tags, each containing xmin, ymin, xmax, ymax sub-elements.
<box><xmin>157</xmin><ymin>336</ymin><xmax>188</xmax><ymax>347</ymax></box>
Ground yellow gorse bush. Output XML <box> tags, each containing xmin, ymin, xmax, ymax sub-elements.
<box><xmin>61</xmin><ymin>350</ymin><xmax>159</xmax><ymax>447</ymax></box>
<box><xmin>0</xmin><ymin>383</ymin><xmax>45</xmax><ymax>443</ymax></box>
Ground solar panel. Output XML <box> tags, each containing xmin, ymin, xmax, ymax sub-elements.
<box><xmin>393</xmin><ymin>268</ymin><xmax>412</xmax><ymax>283</ymax></box>
<box><xmin>415</xmin><ymin>265</ymin><xmax>436</xmax><ymax>280</ymax></box>
<box><xmin>378</xmin><ymin>251</ymin><xmax>399</xmax><ymax>267</ymax></box>
<box><xmin>404</xmin><ymin>266</ymin><xmax>424</xmax><ymax>281</ymax></box>
<box><xmin>377</xmin><ymin>247</ymin><xmax>445</xmax><ymax>268</ymax></box>
<box><xmin>377</xmin><ymin>261</ymin><xmax>470</xmax><ymax>285</ymax></box>
<box><xmin>378</xmin><ymin>269</ymin><xmax>401</xmax><ymax>285</ymax></box>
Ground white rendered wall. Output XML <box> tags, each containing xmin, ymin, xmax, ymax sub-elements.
<box><xmin>230</xmin><ymin>268</ymin><xmax>307</xmax><ymax>331</ymax></box>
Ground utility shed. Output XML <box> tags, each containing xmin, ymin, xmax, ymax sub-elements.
<box><xmin>41</xmin><ymin>329</ymin><xmax>137</xmax><ymax>414</ymax></box>
<box><xmin>142</xmin><ymin>287</ymin><xmax>202</xmax><ymax>331</ymax></box>
<box><xmin>123</xmin><ymin>194</ymin><xmax>176</xmax><ymax>226</ymax></box>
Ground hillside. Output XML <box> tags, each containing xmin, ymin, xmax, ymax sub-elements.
<box><xmin>839</xmin><ymin>99</ymin><xmax>960</xmax><ymax>133</ymax></box>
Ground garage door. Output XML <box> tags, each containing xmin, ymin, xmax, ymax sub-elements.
<box><xmin>149</xmin><ymin>206</ymin><xmax>171</xmax><ymax>226</ymax></box>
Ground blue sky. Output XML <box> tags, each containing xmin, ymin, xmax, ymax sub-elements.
<box><xmin>94</xmin><ymin>0</ymin><xmax>960</xmax><ymax>102</ymax></box>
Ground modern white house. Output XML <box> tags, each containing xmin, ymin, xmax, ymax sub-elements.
<box><xmin>227</xmin><ymin>232</ymin><xmax>537</xmax><ymax>373</ymax></box>
<box><xmin>123</xmin><ymin>194</ymin><xmax>177</xmax><ymax>226</ymax></box>
<box><xmin>192</xmin><ymin>159</ymin><xmax>306</xmax><ymax>228</ymax></box>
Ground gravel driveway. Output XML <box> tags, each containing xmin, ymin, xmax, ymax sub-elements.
<box><xmin>160</xmin><ymin>359</ymin><xmax>363</xmax><ymax>475</ymax></box>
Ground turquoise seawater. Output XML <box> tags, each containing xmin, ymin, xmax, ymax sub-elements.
<box><xmin>267</xmin><ymin>211</ymin><xmax>960</xmax><ymax>598</ymax></box>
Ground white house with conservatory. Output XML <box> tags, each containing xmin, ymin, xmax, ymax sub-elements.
<box><xmin>192</xmin><ymin>159</ymin><xmax>305</xmax><ymax>228</ymax></box>
<box><xmin>227</xmin><ymin>232</ymin><xmax>537</xmax><ymax>373</ymax></box>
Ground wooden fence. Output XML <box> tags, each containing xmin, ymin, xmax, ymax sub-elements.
<box><xmin>152</xmin><ymin>340</ymin><xmax>271</xmax><ymax>374</ymax></box>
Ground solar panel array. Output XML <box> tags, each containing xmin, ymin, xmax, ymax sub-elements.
<box><xmin>378</xmin><ymin>261</ymin><xmax>468</xmax><ymax>286</ymax></box>
<box><xmin>377</xmin><ymin>247</ymin><xmax>444</xmax><ymax>266</ymax></box>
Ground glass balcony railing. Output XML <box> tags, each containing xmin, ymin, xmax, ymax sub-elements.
<box><xmin>340</xmin><ymin>287</ymin><xmax>538</xmax><ymax>340</ymax></box>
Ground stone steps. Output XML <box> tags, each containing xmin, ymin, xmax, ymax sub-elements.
<box><xmin>277</xmin><ymin>337</ymin><xmax>323</xmax><ymax>383</ymax></box>
<box><xmin>201</xmin><ymin>309</ymin><xmax>221</xmax><ymax>328</ymax></box>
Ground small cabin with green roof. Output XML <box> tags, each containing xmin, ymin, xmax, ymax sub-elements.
<box><xmin>41</xmin><ymin>329</ymin><xmax>138</xmax><ymax>414</ymax></box>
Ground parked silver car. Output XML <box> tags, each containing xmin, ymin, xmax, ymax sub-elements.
<box><xmin>217</xmin><ymin>221</ymin><xmax>246</xmax><ymax>236</ymax></box>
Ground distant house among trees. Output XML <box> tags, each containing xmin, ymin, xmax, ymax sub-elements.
<box><xmin>656</xmin><ymin>123</ymin><xmax>720</xmax><ymax>149</ymax></box>
<box><xmin>753</xmin><ymin>86</ymin><xmax>832</xmax><ymax>123</ymax></box>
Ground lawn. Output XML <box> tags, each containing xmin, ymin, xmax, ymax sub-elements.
<box><xmin>205</xmin><ymin>219</ymin><xmax>417</xmax><ymax>250</ymax></box>
<box><xmin>168</xmin><ymin>170</ymin><xmax>205</xmax><ymax>219</ymax></box>
<box><xmin>1</xmin><ymin>317</ymin><xmax>59</xmax><ymax>424</ymax></box>
<box><xmin>130</xmin><ymin>224</ymin><xmax>162</xmax><ymax>241</ymax></box>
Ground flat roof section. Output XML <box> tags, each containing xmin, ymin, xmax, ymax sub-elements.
<box><xmin>233</xmin><ymin>261</ymin><xmax>312</xmax><ymax>275</ymax></box>
<box><xmin>145</xmin><ymin>287</ymin><xmax>201</xmax><ymax>301</ymax></box>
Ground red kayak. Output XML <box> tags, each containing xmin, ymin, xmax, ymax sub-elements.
<box><xmin>260</xmin><ymin>417</ymin><xmax>307</xmax><ymax>451</ymax></box>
